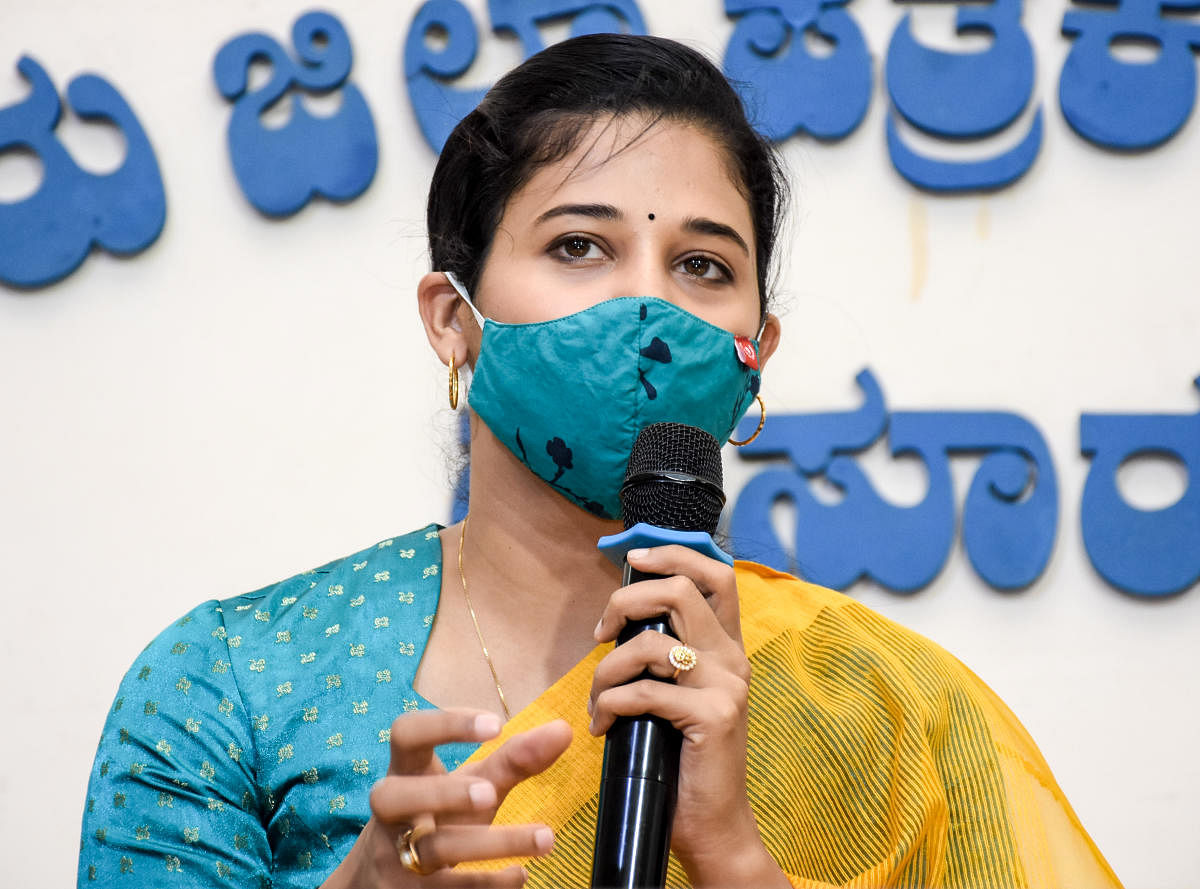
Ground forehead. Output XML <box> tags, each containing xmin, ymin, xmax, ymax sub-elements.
<box><xmin>503</xmin><ymin>115</ymin><xmax>754</xmax><ymax>232</ymax></box>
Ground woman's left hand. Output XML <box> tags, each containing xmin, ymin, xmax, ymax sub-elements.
<box><xmin>588</xmin><ymin>545</ymin><xmax>788</xmax><ymax>888</ymax></box>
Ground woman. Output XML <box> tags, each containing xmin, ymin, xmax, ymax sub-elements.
<box><xmin>78</xmin><ymin>34</ymin><xmax>1119</xmax><ymax>888</ymax></box>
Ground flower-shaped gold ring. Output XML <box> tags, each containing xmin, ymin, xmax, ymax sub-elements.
<box><xmin>668</xmin><ymin>643</ymin><xmax>698</xmax><ymax>680</ymax></box>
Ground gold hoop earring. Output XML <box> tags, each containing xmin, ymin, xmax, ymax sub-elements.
<box><xmin>448</xmin><ymin>355</ymin><xmax>459</xmax><ymax>410</ymax></box>
<box><xmin>728</xmin><ymin>394</ymin><xmax>766</xmax><ymax>446</ymax></box>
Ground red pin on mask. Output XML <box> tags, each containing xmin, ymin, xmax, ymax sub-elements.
<box><xmin>734</xmin><ymin>335</ymin><xmax>759</xmax><ymax>370</ymax></box>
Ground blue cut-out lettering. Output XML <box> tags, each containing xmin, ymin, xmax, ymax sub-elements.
<box><xmin>404</xmin><ymin>1</ymin><xmax>489</xmax><ymax>155</ymax></box>
<box><xmin>405</xmin><ymin>1</ymin><xmax>645</xmax><ymax>153</ymax></box>
<box><xmin>1060</xmin><ymin>0</ymin><xmax>1200</xmax><ymax>150</ymax></box>
<box><xmin>0</xmin><ymin>56</ymin><xmax>165</xmax><ymax>289</ymax></box>
<box><xmin>214</xmin><ymin>11</ymin><xmax>377</xmax><ymax>217</ymax></box>
<box><xmin>884</xmin><ymin>0</ymin><xmax>1043</xmax><ymax>191</ymax></box>
<box><xmin>729</xmin><ymin>368</ymin><xmax>1058</xmax><ymax>592</ymax></box>
<box><xmin>489</xmin><ymin>0</ymin><xmax>646</xmax><ymax>55</ymax></box>
<box><xmin>722</xmin><ymin>0</ymin><xmax>872</xmax><ymax>141</ymax></box>
<box><xmin>1080</xmin><ymin>378</ymin><xmax>1200</xmax><ymax>596</ymax></box>
<box><xmin>885</xmin><ymin>109</ymin><xmax>1043</xmax><ymax>192</ymax></box>
<box><xmin>889</xmin><ymin>411</ymin><xmax>1058</xmax><ymax>590</ymax></box>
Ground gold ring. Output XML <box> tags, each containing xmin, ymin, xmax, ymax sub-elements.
<box><xmin>396</xmin><ymin>823</ymin><xmax>437</xmax><ymax>876</ymax></box>
<box><xmin>668</xmin><ymin>643</ymin><xmax>698</xmax><ymax>679</ymax></box>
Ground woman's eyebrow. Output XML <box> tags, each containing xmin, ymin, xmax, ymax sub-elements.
<box><xmin>684</xmin><ymin>216</ymin><xmax>749</xmax><ymax>256</ymax></box>
<box><xmin>535</xmin><ymin>203</ymin><xmax>623</xmax><ymax>225</ymax></box>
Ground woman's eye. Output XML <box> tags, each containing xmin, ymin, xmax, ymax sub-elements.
<box><xmin>679</xmin><ymin>255</ymin><xmax>730</xmax><ymax>281</ymax></box>
<box><xmin>554</xmin><ymin>237</ymin><xmax>601</xmax><ymax>260</ymax></box>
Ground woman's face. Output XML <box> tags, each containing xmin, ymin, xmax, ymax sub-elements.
<box><xmin>469</xmin><ymin>116</ymin><xmax>769</xmax><ymax>342</ymax></box>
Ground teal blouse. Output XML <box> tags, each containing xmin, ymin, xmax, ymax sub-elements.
<box><xmin>77</xmin><ymin>525</ymin><xmax>476</xmax><ymax>887</ymax></box>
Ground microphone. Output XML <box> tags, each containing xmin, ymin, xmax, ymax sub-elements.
<box><xmin>590</xmin><ymin>422</ymin><xmax>728</xmax><ymax>889</ymax></box>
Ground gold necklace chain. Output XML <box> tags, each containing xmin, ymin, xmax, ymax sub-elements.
<box><xmin>457</xmin><ymin>514</ymin><xmax>511</xmax><ymax>721</ymax></box>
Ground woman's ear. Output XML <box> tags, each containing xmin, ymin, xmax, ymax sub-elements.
<box><xmin>417</xmin><ymin>271</ymin><xmax>476</xmax><ymax>368</ymax></box>
<box><xmin>756</xmin><ymin>312</ymin><xmax>782</xmax><ymax>371</ymax></box>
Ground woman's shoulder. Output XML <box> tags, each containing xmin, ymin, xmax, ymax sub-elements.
<box><xmin>734</xmin><ymin>559</ymin><xmax>852</xmax><ymax>629</ymax></box>
<box><xmin>737</xmin><ymin>559</ymin><xmax>948</xmax><ymax>647</ymax></box>
<box><xmin>733</xmin><ymin>560</ymin><xmax>1047</xmax><ymax>800</ymax></box>
<box><xmin>732</xmin><ymin>570</ymin><xmax>1120</xmax><ymax>888</ymax></box>
<box><xmin>733</xmin><ymin>559</ymin><xmax>1009</xmax><ymax>712</ymax></box>
<box><xmin>113</xmin><ymin>523</ymin><xmax>447</xmax><ymax>701</ymax></box>
<box><xmin>734</xmin><ymin>558</ymin><xmax>897</xmax><ymax>650</ymax></box>
<box><xmin>212</xmin><ymin>524</ymin><xmax>445</xmax><ymax>636</ymax></box>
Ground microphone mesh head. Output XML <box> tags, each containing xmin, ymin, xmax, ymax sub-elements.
<box><xmin>621</xmin><ymin>423</ymin><xmax>725</xmax><ymax>533</ymax></box>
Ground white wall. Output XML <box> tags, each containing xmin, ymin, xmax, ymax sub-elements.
<box><xmin>1</xmin><ymin>2</ymin><xmax>1196</xmax><ymax>886</ymax></box>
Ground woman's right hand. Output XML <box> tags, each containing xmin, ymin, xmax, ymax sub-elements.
<box><xmin>323</xmin><ymin>709</ymin><xmax>573</xmax><ymax>888</ymax></box>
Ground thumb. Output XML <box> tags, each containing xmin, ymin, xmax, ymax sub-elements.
<box><xmin>463</xmin><ymin>719</ymin><xmax>573</xmax><ymax>805</ymax></box>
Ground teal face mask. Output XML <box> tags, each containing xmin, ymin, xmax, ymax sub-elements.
<box><xmin>446</xmin><ymin>273</ymin><xmax>762</xmax><ymax>520</ymax></box>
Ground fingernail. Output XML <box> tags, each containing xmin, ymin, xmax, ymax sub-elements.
<box><xmin>586</xmin><ymin>697</ymin><xmax>593</xmax><ymax>716</ymax></box>
<box><xmin>468</xmin><ymin>781</ymin><xmax>496</xmax><ymax>808</ymax></box>
<box><xmin>475</xmin><ymin>713</ymin><xmax>502</xmax><ymax>738</ymax></box>
<box><xmin>534</xmin><ymin>827</ymin><xmax>554</xmax><ymax>853</ymax></box>
<box><xmin>627</xmin><ymin>548</ymin><xmax>649</xmax><ymax>561</ymax></box>
<box><xmin>593</xmin><ymin>618</ymin><xmax>603</xmax><ymax>639</ymax></box>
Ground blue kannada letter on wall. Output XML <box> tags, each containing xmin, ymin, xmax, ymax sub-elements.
<box><xmin>0</xmin><ymin>56</ymin><xmax>165</xmax><ymax>289</ymax></box>
<box><xmin>488</xmin><ymin>0</ymin><xmax>647</xmax><ymax>54</ymax></box>
<box><xmin>722</xmin><ymin>0</ymin><xmax>872</xmax><ymax>142</ymax></box>
<box><xmin>885</xmin><ymin>0</ymin><xmax>1043</xmax><ymax>191</ymax></box>
<box><xmin>889</xmin><ymin>409</ymin><xmax>1057</xmax><ymax>590</ymax></box>
<box><xmin>729</xmin><ymin>368</ymin><xmax>1058</xmax><ymax>592</ymax></box>
<box><xmin>214</xmin><ymin>11</ymin><xmax>378</xmax><ymax>217</ymax></box>
<box><xmin>404</xmin><ymin>1</ymin><xmax>646</xmax><ymax>153</ymax></box>
<box><xmin>1060</xmin><ymin>0</ymin><xmax>1200</xmax><ymax>150</ymax></box>
<box><xmin>1080</xmin><ymin>377</ymin><xmax>1200</xmax><ymax>596</ymax></box>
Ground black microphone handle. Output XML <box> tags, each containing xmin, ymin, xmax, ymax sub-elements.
<box><xmin>590</xmin><ymin>562</ymin><xmax>683</xmax><ymax>889</ymax></box>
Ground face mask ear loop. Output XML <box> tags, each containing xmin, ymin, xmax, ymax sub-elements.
<box><xmin>443</xmin><ymin>271</ymin><xmax>488</xmax><ymax>330</ymax></box>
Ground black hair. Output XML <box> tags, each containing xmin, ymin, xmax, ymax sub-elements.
<box><xmin>426</xmin><ymin>33</ymin><xmax>788</xmax><ymax>318</ymax></box>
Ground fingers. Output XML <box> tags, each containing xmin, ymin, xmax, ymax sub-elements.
<box><xmin>377</xmin><ymin>714</ymin><xmax>569</xmax><ymax>826</ymax></box>
<box><xmin>388</xmin><ymin>709</ymin><xmax>504</xmax><ymax>776</ymax></box>
<box><xmin>361</xmin><ymin>717</ymin><xmax>566</xmax><ymax>887</ymax></box>
<box><xmin>589</xmin><ymin>629</ymin><xmax>701</xmax><ymax>696</ymax></box>
<box><xmin>593</xmin><ymin>546</ymin><xmax>743</xmax><ymax>646</ymax></box>
<box><xmin>369</xmin><ymin>773</ymin><xmax>498</xmax><ymax>824</ymax></box>
<box><xmin>589</xmin><ymin>679</ymin><xmax>746</xmax><ymax>738</ymax></box>
<box><xmin>428</xmin><ymin>865</ymin><xmax>528</xmax><ymax>889</ymax></box>
<box><xmin>416</xmin><ymin>823</ymin><xmax>555</xmax><ymax>871</ymax></box>
<box><xmin>626</xmin><ymin>545</ymin><xmax>735</xmax><ymax>604</ymax></box>
<box><xmin>589</xmin><ymin>546</ymin><xmax>750</xmax><ymax>735</ymax></box>
<box><xmin>463</xmin><ymin>719</ymin><xmax>573</xmax><ymax>806</ymax></box>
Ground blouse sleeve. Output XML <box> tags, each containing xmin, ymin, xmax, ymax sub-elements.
<box><xmin>77</xmin><ymin>601</ymin><xmax>272</xmax><ymax>887</ymax></box>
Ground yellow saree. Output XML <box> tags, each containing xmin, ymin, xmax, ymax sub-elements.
<box><xmin>463</xmin><ymin>561</ymin><xmax>1120</xmax><ymax>888</ymax></box>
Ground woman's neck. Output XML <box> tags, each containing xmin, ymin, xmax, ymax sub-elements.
<box><xmin>418</xmin><ymin>417</ymin><xmax>624</xmax><ymax>716</ymax></box>
<box><xmin>460</xmin><ymin>419</ymin><xmax>624</xmax><ymax>628</ymax></box>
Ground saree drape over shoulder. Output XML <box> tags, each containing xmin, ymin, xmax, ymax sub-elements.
<box><xmin>78</xmin><ymin>528</ymin><xmax>1119</xmax><ymax>888</ymax></box>
<box><xmin>467</xmin><ymin>562</ymin><xmax>1119</xmax><ymax>889</ymax></box>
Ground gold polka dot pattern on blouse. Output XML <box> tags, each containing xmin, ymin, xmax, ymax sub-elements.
<box><xmin>77</xmin><ymin>525</ymin><xmax>465</xmax><ymax>888</ymax></box>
